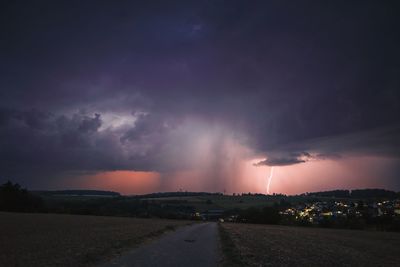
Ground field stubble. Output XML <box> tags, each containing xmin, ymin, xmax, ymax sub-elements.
<box><xmin>220</xmin><ymin>223</ymin><xmax>400</xmax><ymax>267</ymax></box>
<box><xmin>0</xmin><ymin>212</ymin><xmax>189</xmax><ymax>267</ymax></box>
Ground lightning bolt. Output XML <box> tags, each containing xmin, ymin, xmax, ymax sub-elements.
<box><xmin>266</xmin><ymin>166</ymin><xmax>274</xmax><ymax>195</ymax></box>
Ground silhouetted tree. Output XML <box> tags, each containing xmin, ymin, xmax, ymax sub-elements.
<box><xmin>0</xmin><ymin>181</ymin><xmax>44</xmax><ymax>212</ymax></box>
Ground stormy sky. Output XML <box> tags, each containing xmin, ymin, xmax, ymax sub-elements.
<box><xmin>1</xmin><ymin>1</ymin><xmax>400</xmax><ymax>194</ymax></box>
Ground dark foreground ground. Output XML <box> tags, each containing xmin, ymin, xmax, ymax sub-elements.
<box><xmin>220</xmin><ymin>223</ymin><xmax>400</xmax><ymax>267</ymax></box>
<box><xmin>3</xmin><ymin>212</ymin><xmax>400</xmax><ymax>267</ymax></box>
<box><xmin>0</xmin><ymin>212</ymin><xmax>190</xmax><ymax>267</ymax></box>
<box><xmin>101</xmin><ymin>222</ymin><xmax>219</xmax><ymax>267</ymax></box>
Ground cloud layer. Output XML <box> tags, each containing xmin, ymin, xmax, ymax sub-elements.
<box><xmin>0</xmin><ymin>1</ymin><xmax>400</xmax><ymax>190</ymax></box>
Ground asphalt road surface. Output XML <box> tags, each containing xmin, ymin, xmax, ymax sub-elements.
<box><xmin>100</xmin><ymin>222</ymin><xmax>219</xmax><ymax>267</ymax></box>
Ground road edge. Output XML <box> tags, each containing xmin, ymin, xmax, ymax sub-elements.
<box><xmin>218</xmin><ymin>223</ymin><xmax>244</xmax><ymax>267</ymax></box>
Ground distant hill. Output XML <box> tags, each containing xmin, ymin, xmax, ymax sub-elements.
<box><xmin>304</xmin><ymin>189</ymin><xmax>399</xmax><ymax>199</ymax></box>
<box><xmin>134</xmin><ymin>191</ymin><xmax>223</xmax><ymax>199</ymax></box>
<box><xmin>34</xmin><ymin>190</ymin><xmax>121</xmax><ymax>197</ymax></box>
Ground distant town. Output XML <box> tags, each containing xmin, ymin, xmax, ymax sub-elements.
<box><xmin>222</xmin><ymin>190</ymin><xmax>400</xmax><ymax>231</ymax></box>
<box><xmin>280</xmin><ymin>199</ymin><xmax>400</xmax><ymax>228</ymax></box>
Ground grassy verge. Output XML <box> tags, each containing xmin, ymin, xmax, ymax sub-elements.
<box><xmin>218</xmin><ymin>223</ymin><xmax>244</xmax><ymax>267</ymax></box>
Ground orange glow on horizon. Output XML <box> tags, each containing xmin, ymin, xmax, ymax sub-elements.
<box><xmin>254</xmin><ymin>156</ymin><xmax>399</xmax><ymax>195</ymax></box>
<box><xmin>65</xmin><ymin>156</ymin><xmax>398</xmax><ymax>195</ymax></box>
<box><xmin>78</xmin><ymin>170</ymin><xmax>161</xmax><ymax>195</ymax></box>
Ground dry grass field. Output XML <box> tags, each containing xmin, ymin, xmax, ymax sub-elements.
<box><xmin>0</xmin><ymin>212</ymin><xmax>190</xmax><ymax>267</ymax></box>
<box><xmin>220</xmin><ymin>223</ymin><xmax>400</xmax><ymax>267</ymax></box>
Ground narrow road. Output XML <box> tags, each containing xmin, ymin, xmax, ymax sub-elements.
<box><xmin>100</xmin><ymin>222</ymin><xmax>219</xmax><ymax>267</ymax></box>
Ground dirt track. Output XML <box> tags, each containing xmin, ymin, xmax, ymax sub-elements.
<box><xmin>101</xmin><ymin>222</ymin><xmax>219</xmax><ymax>267</ymax></box>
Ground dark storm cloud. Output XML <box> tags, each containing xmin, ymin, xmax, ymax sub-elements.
<box><xmin>78</xmin><ymin>113</ymin><xmax>101</xmax><ymax>133</ymax></box>
<box><xmin>120</xmin><ymin>113</ymin><xmax>171</xmax><ymax>143</ymax></box>
<box><xmin>254</xmin><ymin>152</ymin><xmax>313</xmax><ymax>167</ymax></box>
<box><xmin>254</xmin><ymin>157</ymin><xmax>307</xmax><ymax>167</ymax></box>
<box><xmin>0</xmin><ymin>106</ymin><xmax>194</xmax><ymax>185</ymax></box>
<box><xmin>294</xmin><ymin>124</ymin><xmax>400</xmax><ymax>159</ymax></box>
<box><xmin>0</xmin><ymin>1</ymin><xmax>400</xmax><ymax>187</ymax></box>
<box><xmin>0</xmin><ymin>107</ymin><xmax>50</xmax><ymax>129</ymax></box>
<box><xmin>0</xmin><ymin>109</ymin><xmax>111</xmax><ymax>167</ymax></box>
<box><xmin>255</xmin><ymin>124</ymin><xmax>400</xmax><ymax>167</ymax></box>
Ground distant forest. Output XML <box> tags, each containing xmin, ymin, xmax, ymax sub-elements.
<box><xmin>0</xmin><ymin>181</ymin><xmax>224</xmax><ymax>216</ymax></box>
<box><xmin>303</xmin><ymin>189</ymin><xmax>400</xmax><ymax>199</ymax></box>
<box><xmin>35</xmin><ymin>189</ymin><xmax>121</xmax><ymax>197</ymax></box>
